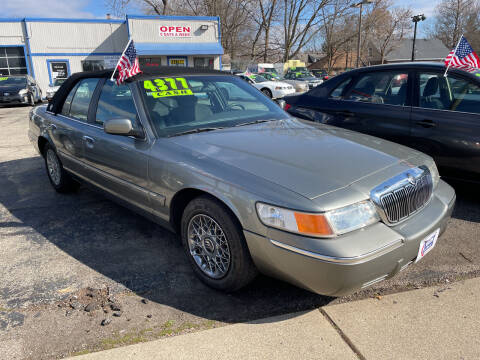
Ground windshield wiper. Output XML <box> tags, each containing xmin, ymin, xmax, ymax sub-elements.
<box><xmin>168</xmin><ymin>127</ymin><xmax>225</xmax><ymax>137</ymax></box>
<box><xmin>234</xmin><ymin>119</ymin><xmax>276</xmax><ymax>127</ymax></box>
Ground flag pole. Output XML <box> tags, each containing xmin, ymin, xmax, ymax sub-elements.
<box><xmin>444</xmin><ymin>34</ymin><xmax>463</xmax><ymax>77</ymax></box>
<box><xmin>110</xmin><ymin>39</ymin><xmax>133</xmax><ymax>82</ymax></box>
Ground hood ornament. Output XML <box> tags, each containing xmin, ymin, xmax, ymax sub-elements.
<box><xmin>406</xmin><ymin>173</ymin><xmax>416</xmax><ymax>185</ymax></box>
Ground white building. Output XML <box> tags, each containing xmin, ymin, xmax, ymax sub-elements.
<box><xmin>0</xmin><ymin>15</ymin><xmax>223</xmax><ymax>91</ymax></box>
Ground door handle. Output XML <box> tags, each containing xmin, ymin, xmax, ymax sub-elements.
<box><xmin>83</xmin><ymin>136</ymin><xmax>95</xmax><ymax>148</ymax></box>
<box><xmin>416</xmin><ymin>120</ymin><xmax>436</xmax><ymax>128</ymax></box>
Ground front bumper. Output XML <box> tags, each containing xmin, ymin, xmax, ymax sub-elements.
<box><xmin>244</xmin><ymin>180</ymin><xmax>456</xmax><ymax>297</ymax></box>
<box><xmin>0</xmin><ymin>93</ymin><xmax>29</xmax><ymax>105</ymax></box>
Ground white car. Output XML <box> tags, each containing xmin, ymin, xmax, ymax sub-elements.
<box><xmin>45</xmin><ymin>78</ymin><xmax>66</xmax><ymax>100</ymax></box>
<box><xmin>238</xmin><ymin>74</ymin><xmax>295</xmax><ymax>98</ymax></box>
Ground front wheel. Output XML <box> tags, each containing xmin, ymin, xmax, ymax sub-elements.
<box><xmin>181</xmin><ymin>196</ymin><xmax>257</xmax><ymax>292</ymax></box>
<box><xmin>43</xmin><ymin>143</ymin><xmax>79</xmax><ymax>193</ymax></box>
<box><xmin>261</xmin><ymin>88</ymin><xmax>272</xmax><ymax>98</ymax></box>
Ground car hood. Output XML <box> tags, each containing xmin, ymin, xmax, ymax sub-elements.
<box><xmin>169</xmin><ymin>118</ymin><xmax>422</xmax><ymax>200</ymax></box>
<box><xmin>257</xmin><ymin>80</ymin><xmax>291</xmax><ymax>88</ymax></box>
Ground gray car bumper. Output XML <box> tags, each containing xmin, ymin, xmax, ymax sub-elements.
<box><xmin>0</xmin><ymin>94</ymin><xmax>30</xmax><ymax>105</ymax></box>
<box><xmin>244</xmin><ymin>180</ymin><xmax>456</xmax><ymax>296</ymax></box>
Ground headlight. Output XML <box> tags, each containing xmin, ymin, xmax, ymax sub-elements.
<box><xmin>18</xmin><ymin>89</ymin><xmax>28</xmax><ymax>95</ymax></box>
<box><xmin>256</xmin><ymin>201</ymin><xmax>379</xmax><ymax>237</ymax></box>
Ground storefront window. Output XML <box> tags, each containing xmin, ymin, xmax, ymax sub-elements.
<box><xmin>82</xmin><ymin>60</ymin><xmax>105</xmax><ymax>72</ymax></box>
<box><xmin>194</xmin><ymin>57</ymin><xmax>214</xmax><ymax>69</ymax></box>
<box><xmin>0</xmin><ymin>47</ymin><xmax>28</xmax><ymax>76</ymax></box>
<box><xmin>139</xmin><ymin>57</ymin><xmax>161</xmax><ymax>67</ymax></box>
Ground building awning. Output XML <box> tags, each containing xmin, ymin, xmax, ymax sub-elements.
<box><xmin>136</xmin><ymin>42</ymin><xmax>224</xmax><ymax>56</ymax></box>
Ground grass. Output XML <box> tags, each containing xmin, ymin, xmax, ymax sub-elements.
<box><xmin>98</xmin><ymin>319</ymin><xmax>220</xmax><ymax>351</ymax></box>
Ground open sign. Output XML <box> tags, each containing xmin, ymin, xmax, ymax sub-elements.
<box><xmin>159</xmin><ymin>25</ymin><xmax>192</xmax><ymax>37</ymax></box>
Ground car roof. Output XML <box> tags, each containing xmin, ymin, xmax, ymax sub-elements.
<box><xmin>48</xmin><ymin>66</ymin><xmax>232</xmax><ymax>114</ymax></box>
<box><xmin>341</xmin><ymin>62</ymin><xmax>480</xmax><ymax>78</ymax></box>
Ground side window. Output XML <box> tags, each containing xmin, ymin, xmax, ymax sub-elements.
<box><xmin>61</xmin><ymin>82</ymin><xmax>80</xmax><ymax>116</ymax></box>
<box><xmin>329</xmin><ymin>78</ymin><xmax>352</xmax><ymax>99</ymax></box>
<box><xmin>345</xmin><ymin>71</ymin><xmax>409</xmax><ymax>106</ymax></box>
<box><xmin>69</xmin><ymin>78</ymin><xmax>99</xmax><ymax>122</ymax></box>
<box><xmin>95</xmin><ymin>80</ymin><xmax>137</xmax><ymax>126</ymax></box>
<box><xmin>419</xmin><ymin>72</ymin><xmax>480</xmax><ymax>114</ymax></box>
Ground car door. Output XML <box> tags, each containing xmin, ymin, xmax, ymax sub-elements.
<box><xmin>79</xmin><ymin>79</ymin><xmax>153</xmax><ymax>212</ymax></box>
<box><xmin>48</xmin><ymin>78</ymin><xmax>100</xmax><ymax>176</ymax></box>
<box><xmin>323</xmin><ymin>69</ymin><xmax>413</xmax><ymax>144</ymax></box>
<box><xmin>410</xmin><ymin>70</ymin><xmax>480</xmax><ymax>181</ymax></box>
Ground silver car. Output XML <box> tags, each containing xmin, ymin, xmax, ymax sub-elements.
<box><xmin>28</xmin><ymin>68</ymin><xmax>455</xmax><ymax>296</ymax></box>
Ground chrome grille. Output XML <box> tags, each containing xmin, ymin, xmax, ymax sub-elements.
<box><xmin>370</xmin><ymin>166</ymin><xmax>433</xmax><ymax>225</ymax></box>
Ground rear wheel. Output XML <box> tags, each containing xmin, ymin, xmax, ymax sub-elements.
<box><xmin>181</xmin><ymin>196</ymin><xmax>257</xmax><ymax>291</ymax></box>
<box><xmin>43</xmin><ymin>143</ymin><xmax>79</xmax><ymax>193</ymax></box>
<box><xmin>261</xmin><ymin>88</ymin><xmax>272</xmax><ymax>98</ymax></box>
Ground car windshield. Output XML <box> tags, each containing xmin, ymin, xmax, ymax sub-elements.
<box><xmin>0</xmin><ymin>76</ymin><xmax>26</xmax><ymax>86</ymax></box>
<box><xmin>139</xmin><ymin>75</ymin><xmax>289</xmax><ymax>137</ymax></box>
<box><xmin>252</xmin><ymin>75</ymin><xmax>267</xmax><ymax>83</ymax></box>
<box><xmin>53</xmin><ymin>78</ymin><xmax>66</xmax><ymax>86</ymax></box>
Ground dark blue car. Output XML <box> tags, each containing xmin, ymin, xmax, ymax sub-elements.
<box><xmin>284</xmin><ymin>62</ymin><xmax>480</xmax><ymax>182</ymax></box>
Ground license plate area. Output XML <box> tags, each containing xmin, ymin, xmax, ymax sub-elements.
<box><xmin>415</xmin><ymin>228</ymin><xmax>440</xmax><ymax>263</ymax></box>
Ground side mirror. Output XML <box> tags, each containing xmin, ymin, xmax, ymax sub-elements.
<box><xmin>104</xmin><ymin>118</ymin><xmax>143</xmax><ymax>138</ymax></box>
<box><xmin>276</xmin><ymin>99</ymin><xmax>286</xmax><ymax>109</ymax></box>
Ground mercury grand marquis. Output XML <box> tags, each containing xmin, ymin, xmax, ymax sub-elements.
<box><xmin>28</xmin><ymin>67</ymin><xmax>456</xmax><ymax>296</ymax></box>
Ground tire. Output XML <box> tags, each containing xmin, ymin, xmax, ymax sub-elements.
<box><xmin>261</xmin><ymin>88</ymin><xmax>272</xmax><ymax>98</ymax></box>
<box><xmin>43</xmin><ymin>143</ymin><xmax>79</xmax><ymax>193</ymax></box>
<box><xmin>181</xmin><ymin>195</ymin><xmax>257</xmax><ymax>292</ymax></box>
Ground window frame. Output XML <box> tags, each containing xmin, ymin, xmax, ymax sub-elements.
<box><xmin>342</xmin><ymin>69</ymin><xmax>413</xmax><ymax>107</ymax></box>
<box><xmin>90</xmin><ymin>78</ymin><xmax>140</xmax><ymax>128</ymax></box>
<box><xmin>414</xmin><ymin>69</ymin><xmax>480</xmax><ymax>115</ymax></box>
<box><xmin>88</xmin><ymin>78</ymin><xmax>147</xmax><ymax>140</ymax></box>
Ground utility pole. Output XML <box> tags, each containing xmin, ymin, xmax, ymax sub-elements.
<box><xmin>352</xmin><ymin>0</ymin><xmax>373</xmax><ymax>68</ymax></box>
<box><xmin>411</xmin><ymin>14</ymin><xmax>426</xmax><ymax>61</ymax></box>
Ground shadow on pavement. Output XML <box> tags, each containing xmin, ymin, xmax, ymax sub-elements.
<box><xmin>0</xmin><ymin>156</ymin><xmax>333</xmax><ymax>323</ymax></box>
<box><xmin>444</xmin><ymin>179</ymin><xmax>480</xmax><ymax>223</ymax></box>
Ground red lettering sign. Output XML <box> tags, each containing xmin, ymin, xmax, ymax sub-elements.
<box><xmin>159</xmin><ymin>24</ymin><xmax>192</xmax><ymax>37</ymax></box>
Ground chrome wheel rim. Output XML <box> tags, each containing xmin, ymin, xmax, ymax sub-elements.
<box><xmin>187</xmin><ymin>214</ymin><xmax>231</xmax><ymax>279</ymax></box>
<box><xmin>46</xmin><ymin>149</ymin><xmax>61</xmax><ymax>186</ymax></box>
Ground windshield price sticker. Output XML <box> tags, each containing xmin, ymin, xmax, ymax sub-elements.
<box><xmin>0</xmin><ymin>77</ymin><xmax>8</xmax><ymax>81</ymax></box>
<box><xmin>144</xmin><ymin>77</ymin><xmax>193</xmax><ymax>98</ymax></box>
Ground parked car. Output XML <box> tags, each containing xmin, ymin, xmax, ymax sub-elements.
<box><xmin>283</xmin><ymin>71</ymin><xmax>323</xmax><ymax>91</ymax></box>
<box><xmin>28</xmin><ymin>67</ymin><xmax>455</xmax><ymax>296</ymax></box>
<box><xmin>46</xmin><ymin>78</ymin><xmax>67</xmax><ymax>101</ymax></box>
<box><xmin>284</xmin><ymin>62</ymin><xmax>480</xmax><ymax>183</ymax></box>
<box><xmin>0</xmin><ymin>75</ymin><xmax>42</xmax><ymax>106</ymax></box>
<box><xmin>311</xmin><ymin>69</ymin><xmax>329</xmax><ymax>80</ymax></box>
<box><xmin>237</xmin><ymin>74</ymin><xmax>295</xmax><ymax>98</ymax></box>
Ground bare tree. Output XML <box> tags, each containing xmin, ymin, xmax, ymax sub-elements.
<box><xmin>280</xmin><ymin>0</ymin><xmax>333</xmax><ymax>62</ymax></box>
<box><xmin>368</xmin><ymin>5</ymin><xmax>412</xmax><ymax>63</ymax></box>
<box><xmin>106</xmin><ymin>0</ymin><xmax>169</xmax><ymax>16</ymax></box>
<box><xmin>433</xmin><ymin>0</ymin><xmax>478</xmax><ymax>48</ymax></box>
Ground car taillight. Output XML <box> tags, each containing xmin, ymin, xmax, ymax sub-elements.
<box><xmin>284</xmin><ymin>103</ymin><xmax>292</xmax><ymax>111</ymax></box>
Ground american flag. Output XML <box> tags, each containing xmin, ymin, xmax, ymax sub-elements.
<box><xmin>445</xmin><ymin>36</ymin><xmax>480</xmax><ymax>70</ymax></box>
<box><xmin>114</xmin><ymin>40</ymin><xmax>142</xmax><ymax>85</ymax></box>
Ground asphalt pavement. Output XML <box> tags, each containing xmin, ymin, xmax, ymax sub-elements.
<box><xmin>0</xmin><ymin>105</ymin><xmax>479</xmax><ymax>359</ymax></box>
